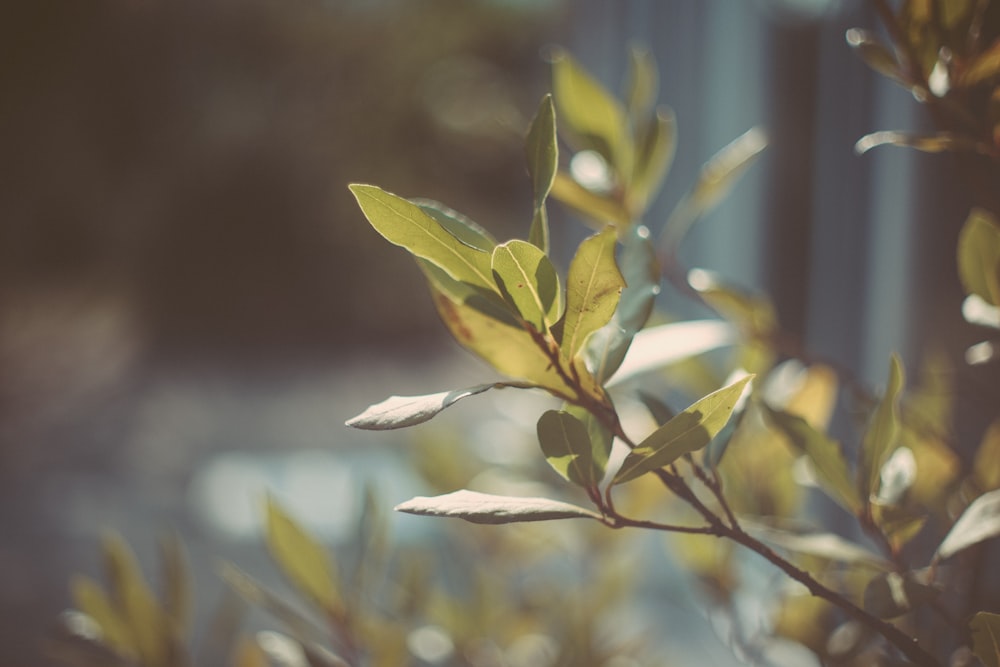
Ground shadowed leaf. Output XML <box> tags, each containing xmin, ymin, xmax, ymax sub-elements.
<box><xmin>537</xmin><ymin>409</ymin><xmax>603</xmax><ymax>487</ymax></box>
<box><xmin>960</xmin><ymin>39</ymin><xmax>1000</xmax><ymax>87</ymax></box>
<box><xmin>395</xmin><ymin>490</ymin><xmax>602</xmax><ymax>524</ymax></box>
<box><xmin>491</xmin><ymin>240</ymin><xmax>562</xmax><ymax>333</ymax></box>
<box><xmin>863</xmin><ymin>570</ymin><xmax>940</xmax><ymax>619</ymax></box>
<box><xmin>550</xmin><ymin>171</ymin><xmax>631</xmax><ymax>226</ymax></box>
<box><xmin>629</xmin><ymin>107</ymin><xmax>676</xmax><ymax>217</ymax></box>
<box><xmin>854</xmin><ymin>131</ymin><xmax>993</xmax><ymax>156</ymax></box>
<box><xmin>845</xmin><ymin>28</ymin><xmax>904</xmax><ymax>83</ymax></box>
<box><xmin>561</xmin><ymin>227</ymin><xmax>624</xmax><ymax>360</ymax></box>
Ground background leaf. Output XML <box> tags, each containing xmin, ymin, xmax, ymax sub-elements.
<box><xmin>860</xmin><ymin>354</ymin><xmax>905</xmax><ymax>504</ymax></box>
<box><xmin>958</xmin><ymin>208</ymin><xmax>1000</xmax><ymax>305</ymax></box>
<box><xmin>560</xmin><ymin>227</ymin><xmax>624</xmax><ymax>360</ymax></box>
<box><xmin>934</xmin><ymin>488</ymin><xmax>1000</xmax><ymax>561</ymax></box>
<box><xmin>971</xmin><ymin>612</ymin><xmax>1000</xmax><ymax>667</ymax></box>
<box><xmin>628</xmin><ymin>107</ymin><xmax>676</xmax><ymax>217</ymax></box>
<box><xmin>526</xmin><ymin>94</ymin><xmax>557</xmax><ymax>253</ymax></box>
<box><xmin>744</xmin><ymin>522</ymin><xmax>892</xmax><ymax>570</ymax></box>
<box><xmin>863</xmin><ymin>570</ymin><xmax>940</xmax><ymax>619</ymax></box>
<box><xmin>395</xmin><ymin>490</ymin><xmax>602</xmax><ymax>524</ymax></box>
<box><xmin>614</xmin><ymin>375</ymin><xmax>752</xmax><ymax>484</ymax></box>
<box><xmin>550</xmin><ymin>171</ymin><xmax>631</xmax><ymax>226</ymax></box>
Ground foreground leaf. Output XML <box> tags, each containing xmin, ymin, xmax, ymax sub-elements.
<box><xmin>560</xmin><ymin>227</ymin><xmax>624</xmax><ymax>360</ymax></box>
<box><xmin>347</xmin><ymin>383</ymin><xmax>526</xmax><ymax>430</ymax></box>
<box><xmin>860</xmin><ymin>354</ymin><xmax>904</xmax><ymax>503</ymax></box>
<box><xmin>537</xmin><ymin>410</ymin><xmax>603</xmax><ymax>487</ymax></box>
<box><xmin>958</xmin><ymin>208</ymin><xmax>1000</xmax><ymax>306</ymax></box>
<box><xmin>971</xmin><ymin>612</ymin><xmax>1000</xmax><ymax>667</ymax></box>
<box><xmin>350</xmin><ymin>184</ymin><xmax>494</xmax><ymax>290</ymax></box>
<box><xmin>414</xmin><ymin>199</ymin><xmax>496</xmax><ymax>252</ymax></box>
<box><xmin>934</xmin><ymin>488</ymin><xmax>1000</xmax><ymax>561</ymax></box>
<box><xmin>395</xmin><ymin>490</ymin><xmax>602</xmax><ymax>524</ymax></box>
<box><xmin>614</xmin><ymin>375</ymin><xmax>753</xmax><ymax>484</ymax></box>
<box><xmin>491</xmin><ymin>240</ymin><xmax>562</xmax><ymax>333</ymax></box>
<box><xmin>264</xmin><ymin>498</ymin><xmax>341</xmax><ymax>617</ymax></box>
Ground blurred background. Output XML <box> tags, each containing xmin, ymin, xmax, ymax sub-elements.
<box><xmin>0</xmin><ymin>0</ymin><xmax>992</xmax><ymax>664</ymax></box>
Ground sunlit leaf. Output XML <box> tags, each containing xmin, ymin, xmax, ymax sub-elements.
<box><xmin>934</xmin><ymin>488</ymin><xmax>1000</xmax><ymax>561</ymax></box>
<box><xmin>765</xmin><ymin>408</ymin><xmax>863</xmax><ymax>515</ymax></box>
<box><xmin>860</xmin><ymin>354</ymin><xmax>904</xmax><ymax>503</ymax></box>
<box><xmin>845</xmin><ymin>28</ymin><xmax>904</xmax><ymax>83</ymax></box>
<box><xmin>350</xmin><ymin>184</ymin><xmax>494</xmax><ymax>290</ymax></box>
<box><xmin>629</xmin><ymin>107</ymin><xmax>677</xmax><ymax>217</ymax></box>
<box><xmin>958</xmin><ymin>208</ymin><xmax>1000</xmax><ymax>306</ymax></box>
<box><xmin>551</xmin><ymin>49</ymin><xmax>634</xmax><ymax>183</ymax></box>
<box><xmin>264</xmin><ymin>497</ymin><xmax>341</xmax><ymax>617</ymax></box>
<box><xmin>70</xmin><ymin>575</ymin><xmax>136</xmax><ymax>658</ymax></box>
<box><xmin>346</xmin><ymin>382</ymin><xmax>528</xmax><ymax>430</ymax></box>
<box><xmin>560</xmin><ymin>227</ymin><xmax>624</xmax><ymax>360</ymax></box>
<box><xmin>606</xmin><ymin>319</ymin><xmax>737</xmax><ymax>387</ymax></box>
<box><xmin>960</xmin><ymin>38</ymin><xmax>1000</xmax><ymax>87</ymax></box>
<box><xmin>537</xmin><ymin>409</ymin><xmax>603</xmax><ymax>487</ymax></box>
<box><xmin>974</xmin><ymin>421</ymin><xmax>1000</xmax><ymax>491</ymax></box>
<box><xmin>550</xmin><ymin>170</ymin><xmax>631</xmax><ymax>227</ymax></box>
<box><xmin>614</xmin><ymin>375</ymin><xmax>753</xmax><ymax>484</ymax></box>
<box><xmin>526</xmin><ymin>94</ymin><xmax>557</xmax><ymax>253</ymax></box>
<box><xmin>971</xmin><ymin>612</ymin><xmax>1000</xmax><ymax>667</ymax></box>
<box><xmin>854</xmin><ymin>131</ymin><xmax>992</xmax><ymax>156</ymax></box>
<box><xmin>744</xmin><ymin>522</ymin><xmax>892</xmax><ymax>570</ymax></box>
<box><xmin>863</xmin><ymin>570</ymin><xmax>940</xmax><ymax>619</ymax></box>
<box><xmin>395</xmin><ymin>490</ymin><xmax>602</xmax><ymax>524</ymax></box>
<box><xmin>414</xmin><ymin>199</ymin><xmax>496</xmax><ymax>252</ymax></box>
<box><xmin>661</xmin><ymin>127</ymin><xmax>767</xmax><ymax>248</ymax></box>
<box><xmin>491</xmin><ymin>240</ymin><xmax>562</xmax><ymax>333</ymax></box>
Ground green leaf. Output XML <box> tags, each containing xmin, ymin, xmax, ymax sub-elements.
<box><xmin>863</xmin><ymin>570</ymin><xmax>940</xmax><ymax>619</ymax></box>
<box><xmin>550</xmin><ymin>170</ymin><xmax>631</xmax><ymax>227</ymax></box>
<box><xmin>614</xmin><ymin>375</ymin><xmax>753</xmax><ymax>484</ymax></box>
<box><xmin>346</xmin><ymin>383</ymin><xmax>525</xmax><ymax>430</ymax></box>
<box><xmin>583</xmin><ymin>325</ymin><xmax>633</xmax><ymax>386</ymax></box>
<box><xmin>625</xmin><ymin>46</ymin><xmax>658</xmax><ymax>128</ymax></box>
<box><xmin>961</xmin><ymin>38</ymin><xmax>1000</xmax><ymax>87</ymax></box>
<box><xmin>765</xmin><ymin>408</ymin><xmax>863</xmax><ymax>515</ymax></box>
<box><xmin>350</xmin><ymin>184</ymin><xmax>494</xmax><ymax>290</ymax></box>
<box><xmin>70</xmin><ymin>575</ymin><xmax>136</xmax><ymax>658</ymax></box>
<box><xmin>662</xmin><ymin>127</ymin><xmax>767</xmax><ymax>248</ymax></box>
<box><xmin>971</xmin><ymin>612</ymin><xmax>1000</xmax><ymax>667</ymax></box>
<box><xmin>526</xmin><ymin>94</ymin><xmax>557</xmax><ymax>253</ymax></box>
<box><xmin>565</xmin><ymin>402</ymin><xmax>612</xmax><ymax>473</ymax></box>
<box><xmin>560</xmin><ymin>227</ymin><xmax>624</xmax><ymax>360</ymax></box>
<box><xmin>616</xmin><ymin>224</ymin><xmax>661</xmax><ymax>334</ymax></box>
<box><xmin>854</xmin><ymin>130</ymin><xmax>992</xmax><ymax>156</ymax></box>
<box><xmin>958</xmin><ymin>208</ymin><xmax>1000</xmax><ymax>306</ymax></box>
<box><xmin>845</xmin><ymin>29</ymin><xmax>904</xmax><ymax>83</ymax></box>
<box><xmin>551</xmin><ymin>49</ymin><xmax>634</xmax><ymax>184</ymax></box>
<box><xmin>934</xmin><ymin>488</ymin><xmax>1000</xmax><ymax>561</ymax></box>
<box><xmin>414</xmin><ymin>199</ymin><xmax>496</xmax><ymax>252</ymax></box>
<box><xmin>394</xmin><ymin>489</ymin><xmax>602</xmax><ymax>524</ymax></box>
<box><xmin>101</xmin><ymin>533</ymin><xmax>171</xmax><ymax>667</ymax></box>
<box><xmin>537</xmin><ymin>409</ymin><xmax>603</xmax><ymax>487</ymax></box>
<box><xmin>860</xmin><ymin>354</ymin><xmax>905</xmax><ymax>504</ymax></box>
<box><xmin>264</xmin><ymin>497</ymin><xmax>341</xmax><ymax>617</ymax></box>
<box><xmin>628</xmin><ymin>107</ymin><xmax>677</xmax><ymax>217</ymax></box>
<box><xmin>491</xmin><ymin>240</ymin><xmax>562</xmax><ymax>333</ymax></box>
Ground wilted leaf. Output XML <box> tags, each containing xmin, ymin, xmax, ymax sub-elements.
<box><xmin>551</xmin><ymin>49</ymin><xmax>634</xmax><ymax>183</ymax></box>
<box><xmin>934</xmin><ymin>488</ymin><xmax>1000</xmax><ymax>561</ymax></box>
<box><xmin>662</xmin><ymin>127</ymin><xmax>767</xmax><ymax>248</ymax></box>
<box><xmin>744</xmin><ymin>522</ymin><xmax>892</xmax><ymax>570</ymax></box>
<box><xmin>264</xmin><ymin>497</ymin><xmax>341</xmax><ymax>617</ymax></box>
<box><xmin>958</xmin><ymin>208</ymin><xmax>1000</xmax><ymax>306</ymax></box>
<box><xmin>614</xmin><ymin>375</ymin><xmax>753</xmax><ymax>484</ymax></box>
<box><xmin>854</xmin><ymin>131</ymin><xmax>991</xmax><ymax>155</ymax></box>
<box><xmin>845</xmin><ymin>28</ymin><xmax>904</xmax><ymax>83</ymax></box>
<box><xmin>526</xmin><ymin>95</ymin><xmax>557</xmax><ymax>253</ymax></box>
<box><xmin>395</xmin><ymin>489</ymin><xmax>602</xmax><ymax>524</ymax></box>
<box><xmin>863</xmin><ymin>570</ymin><xmax>940</xmax><ymax>619</ymax></box>
<box><xmin>350</xmin><ymin>184</ymin><xmax>494</xmax><ymax>290</ymax></box>
<box><xmin>346</xmin><ymin>383</ymin><xmax>523</xmax><ymax>430</ymax></box>
<box><xmin>491</xmin><ymin>240</ymin><xmax>562</xmax><ymax>333</ymax></box>
<box><xmin>550</xmin><ymin>170</ymin><xmax>631</xmax><ymax>226</ymax></box>
<box><xmin>860</xmin><ymin>354</ymin><xmax>904</xmax><ymax>503</ymax></box>
<box><xmin>765</xmin><ymin>408</ymin><xmax>862</xmax><ymax>515</ymax></box>
<box><xmin>960</xmin><ymin>39</ymin><xmax>1000</xmax><ymax>87</ymax></box>
<box><xmin>414</xmin><ymin>199</ymin><xmax>496</xmax><ymax>252</ymax></box>
<box><xmin>560</xmin><ymin>227</ymin><xmax>624</xmax><ymax>360</ymax></box>
<box><xmin>971</xmin><ymin>612</ymin><xmax>1000</xmax><ymax>667</ymax></box>
<box><xmin>606</xmin><ymin>319</ymin><xmax>737</xmax><ymax>387</ymax></box>
<box><xmin>537</xmin><ymin>409</ymin><xmax>603</xmax><ymax>487</ymax></box>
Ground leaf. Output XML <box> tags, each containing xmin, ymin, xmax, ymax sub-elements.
<box><xmin>863</xmin><ymin>570</ymin><xmax>940</xmax><ymax>618</ymax></box>
<box><xmin>934</xmin><ymin>488</ymin><xmax>1000</xmax><ymax>561</ymax></box>
<box><xmin>526</xmin><ymin>94</ymin><xmax>557</xmax><ymax>253</ymax></box>
<box><xmin>231</xmin><ymin>636</ymin><xmax>271</xmax><ymax>667</ymax></box>
<box><xmin>264</xmin><ymin>497</ymin><xmax>341</xmax><ymax>616</ymax></box>
<box><xmin>159</xmin><ymin>532</ymin><xmax>191</xmax><ymax>640</ymax></box>
<box><xmin>583</xmin><ymin>325</ymin><xmax>633</xmax><ymax>386</ymax></box>
<box><xmin>845</xmin><ymin>28</ymin><xmax>904</xmax><ymax>83</ymax></box>
<box><xmin>414</xmin><ymin>199</ymin><xmax>496</xmax><ymax>252</ymax></box>
<box><xmin>346</xmin><ymin>383</ymin><xmax>521</xmax><ymax>430</ymax></box>
<box><xmin>765</xmin><ymin>408</ymin><xmax>863</xmax><ymax>514</ymax></box>
<box><xmin>102</xmin><ymin>532</ymin><xmax>172</xmax><ymax>667</ymax></box>
<box><xmin>860</xmin><ymin>354</ymin><xmax>905</xmax><ymax>503</ymax></box>
<box><xmin>974</xmin><ymin>421</ymin><xmax>1000</xmax><ymax>491</ymax></box>
<box><xmin>958</xmin><ymin>208</ymin><xmax>1000</xmax><ymax>305</ymax></box>
<box><xmin>219</xmin><ymin>564</ymin><xmax>327</xmax><ymax>642</ymax></box>
<box><xmin>744</xmin><ymin>522</ymin><xmax>893</xmax><ymax>570</ymax></box>
<box><xmin>394</xmin><ymin>489</ymin><xmax>602</xmax><ymax>524</ymax></box>
<box><xmin>628</xmin><ymin>107</ymin><xmax>677</xmax><ymax>217</ymax></box>
<box><xmin>662</xmin><ymin>127</ymin><xmax>767</xmax><ymax>248</ymax></box>
<box><xmin>350</xmin><ymin>184</ymin><xmax>494</xmax><ymax>290</ymax></box>
<box><xmin>614</xmin><ymin>375</ymin><xmax>753</xmax><ymax>484</ymax></box>
<box><xmin>854</xmin><ymin>131</ymin><xmax>993</xmax><ymax>156</ymax></box>
<box><xmin>688</xmin><ymin>268</ymin><xmax>777</xmax><ymax>337</ymax></box>
<box><xmin>605</xmin><ymin>319</ymin><xmax>737</xmax><ymax>387</ymax></box>
<box><xmin>551</xmin><ymin>49</ymin><xmax>633</xmax><ymax>183</ymax></box>
<box><xmin>960</xmin><ymin>38</ymin><xmax>1000</xmax><ymax>87</ymax></box>
<box><xmin>560</xmin><ymin>227</ymin><xmax>624</xmax><ymax>360</ymax></box>
<box><xmin>70</xmin><ymin>575</ymin><xmax>136</xmax><ymax>658</ymax></box>
<box><xmin>550</xmin><ymin>170</ymin><xmax>631</xmax><ymax>227</ymax></box>
<box><xmin>616</xmin><ymin>224</ymin><xmax>661</xmax><ymax>334</ymax></box>
<box><xmin>491</xmin><ymin>240</ymin><xmax>562</xmax><ymax>333</ymax></box>
<box><xmin>537</xmin><ymin>410</ymin><xmax>603</xmax><ymax>487</ymax></box>
<box><xmin>971</xmin><ymin>612</ymin><xmax>1000</xmax><ymax>667</ymax></box>
<box><xmin>625</xmin><ymin>45</ymin><xmax>658</xmax><ymax>127</ymax></box>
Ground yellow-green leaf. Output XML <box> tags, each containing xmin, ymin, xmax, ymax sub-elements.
<box><xmin>537</xmin><ymin>409</ymin><xmax>602</xmax><ymax>488</ymax></box>
<box><xmin>350</xmin><ymin>184</ymin><xmax>494</xmax><ymax>290</ymax></box>
<box><xmin>415</xmin><ymin>199</ymin><xmax>496</xmax><ymax>252</ymax></box>
<box><xmin>845</xmin><ymin>28</ymin><xmax>904</xmax><ymax>83</ymax></box>
<box><xmin>560</xmin><ymin>227</ymin><xmax>624</xmax><ymax>360</ymax></box>
<box><xmin>491</xmin><ymin>240</ymin><xmax>562</xmax><ymax>333</ymax></box>
<box><xmin>958</xmin><ymin>208</ymin><xmax>1000</xmax><ymax>305</ymax></box>
<box><xmin>961</xmin><ymin>38</ymin><xmax>1000</xmax><ymax>87</ymax></box>
<box><xmin>264</xmin><ymin>497</ymin><xmax>342</xmax><ymax>616</ymax></box>
<box><xmin>550</xmin><ymin>170</ymin><xmax>631</xmax><ymax>227</ymax></box>
<box><xmin>70</xmin><ymin>575</ymin><xmax>136</xmax><ymax>658</ymax></box>
<box><xmin>860</xmin><ymin>354</ymin><xmax>905</xmax><ymax>503</ymax></box>
<box><xmin>628</xmin><ymin>107</ymin><xmax>676</xmax><ymax>218</ymax></box>
<box><xmin>159</xmin><ymin>532</ymin><xmax>191</xmax><ymax>640</ymax></box>
<box><xmin>526</xmin><ymin>94</ymin><xmax>557</xmax><ymax>253</ymax></box>
<box><xmin>971</xmin><ymin>611</ymin><xmax>1000</xmax><ymax>667</ymax></box>
<box><xmin>614</xmin><ymin>375</ymin><xmax>753</xmax><ymax>484</ymax></box>
<box><xmin>974</xmin><ymin>420</ymin><xmax>1000</xmax><ymax>491</ymax></box>
<box><xmin>625</xmin><ymin>45</ymin><xmax>658</xmax><ymax>128</ymax></box>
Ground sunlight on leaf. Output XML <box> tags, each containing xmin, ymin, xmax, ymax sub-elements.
<box><xmin>395</xmin><ymin>490</ymin><xmax>602</xmax><ymax>524</ymax></box>
<box><xmin>347</xmin><ymin>383</ymin><xmax>526</xmax><ymax>430</ymax></box>
<box><xmin>560</xmin><ymin>227</ymin><xmax>624</xmax><ymax>361</ymax></box>
<box><xmin>934</xmin><ymin>488</ymin><xmax>1000</xmax><ymax>561</ymax></box>
<box><xmin>492</xmin><ymin>240</ymin><xmax>562</xmax><ymax>333</ymax></box>
<box><xmin>958</xmin><ymin>208</ymin><xmax>1000</xmax><ymax>306</ymax></box>
<box><xmin>606</xmin><ymin>320</ymin><xmax>737</xmax><ymax>387</ymax></box>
